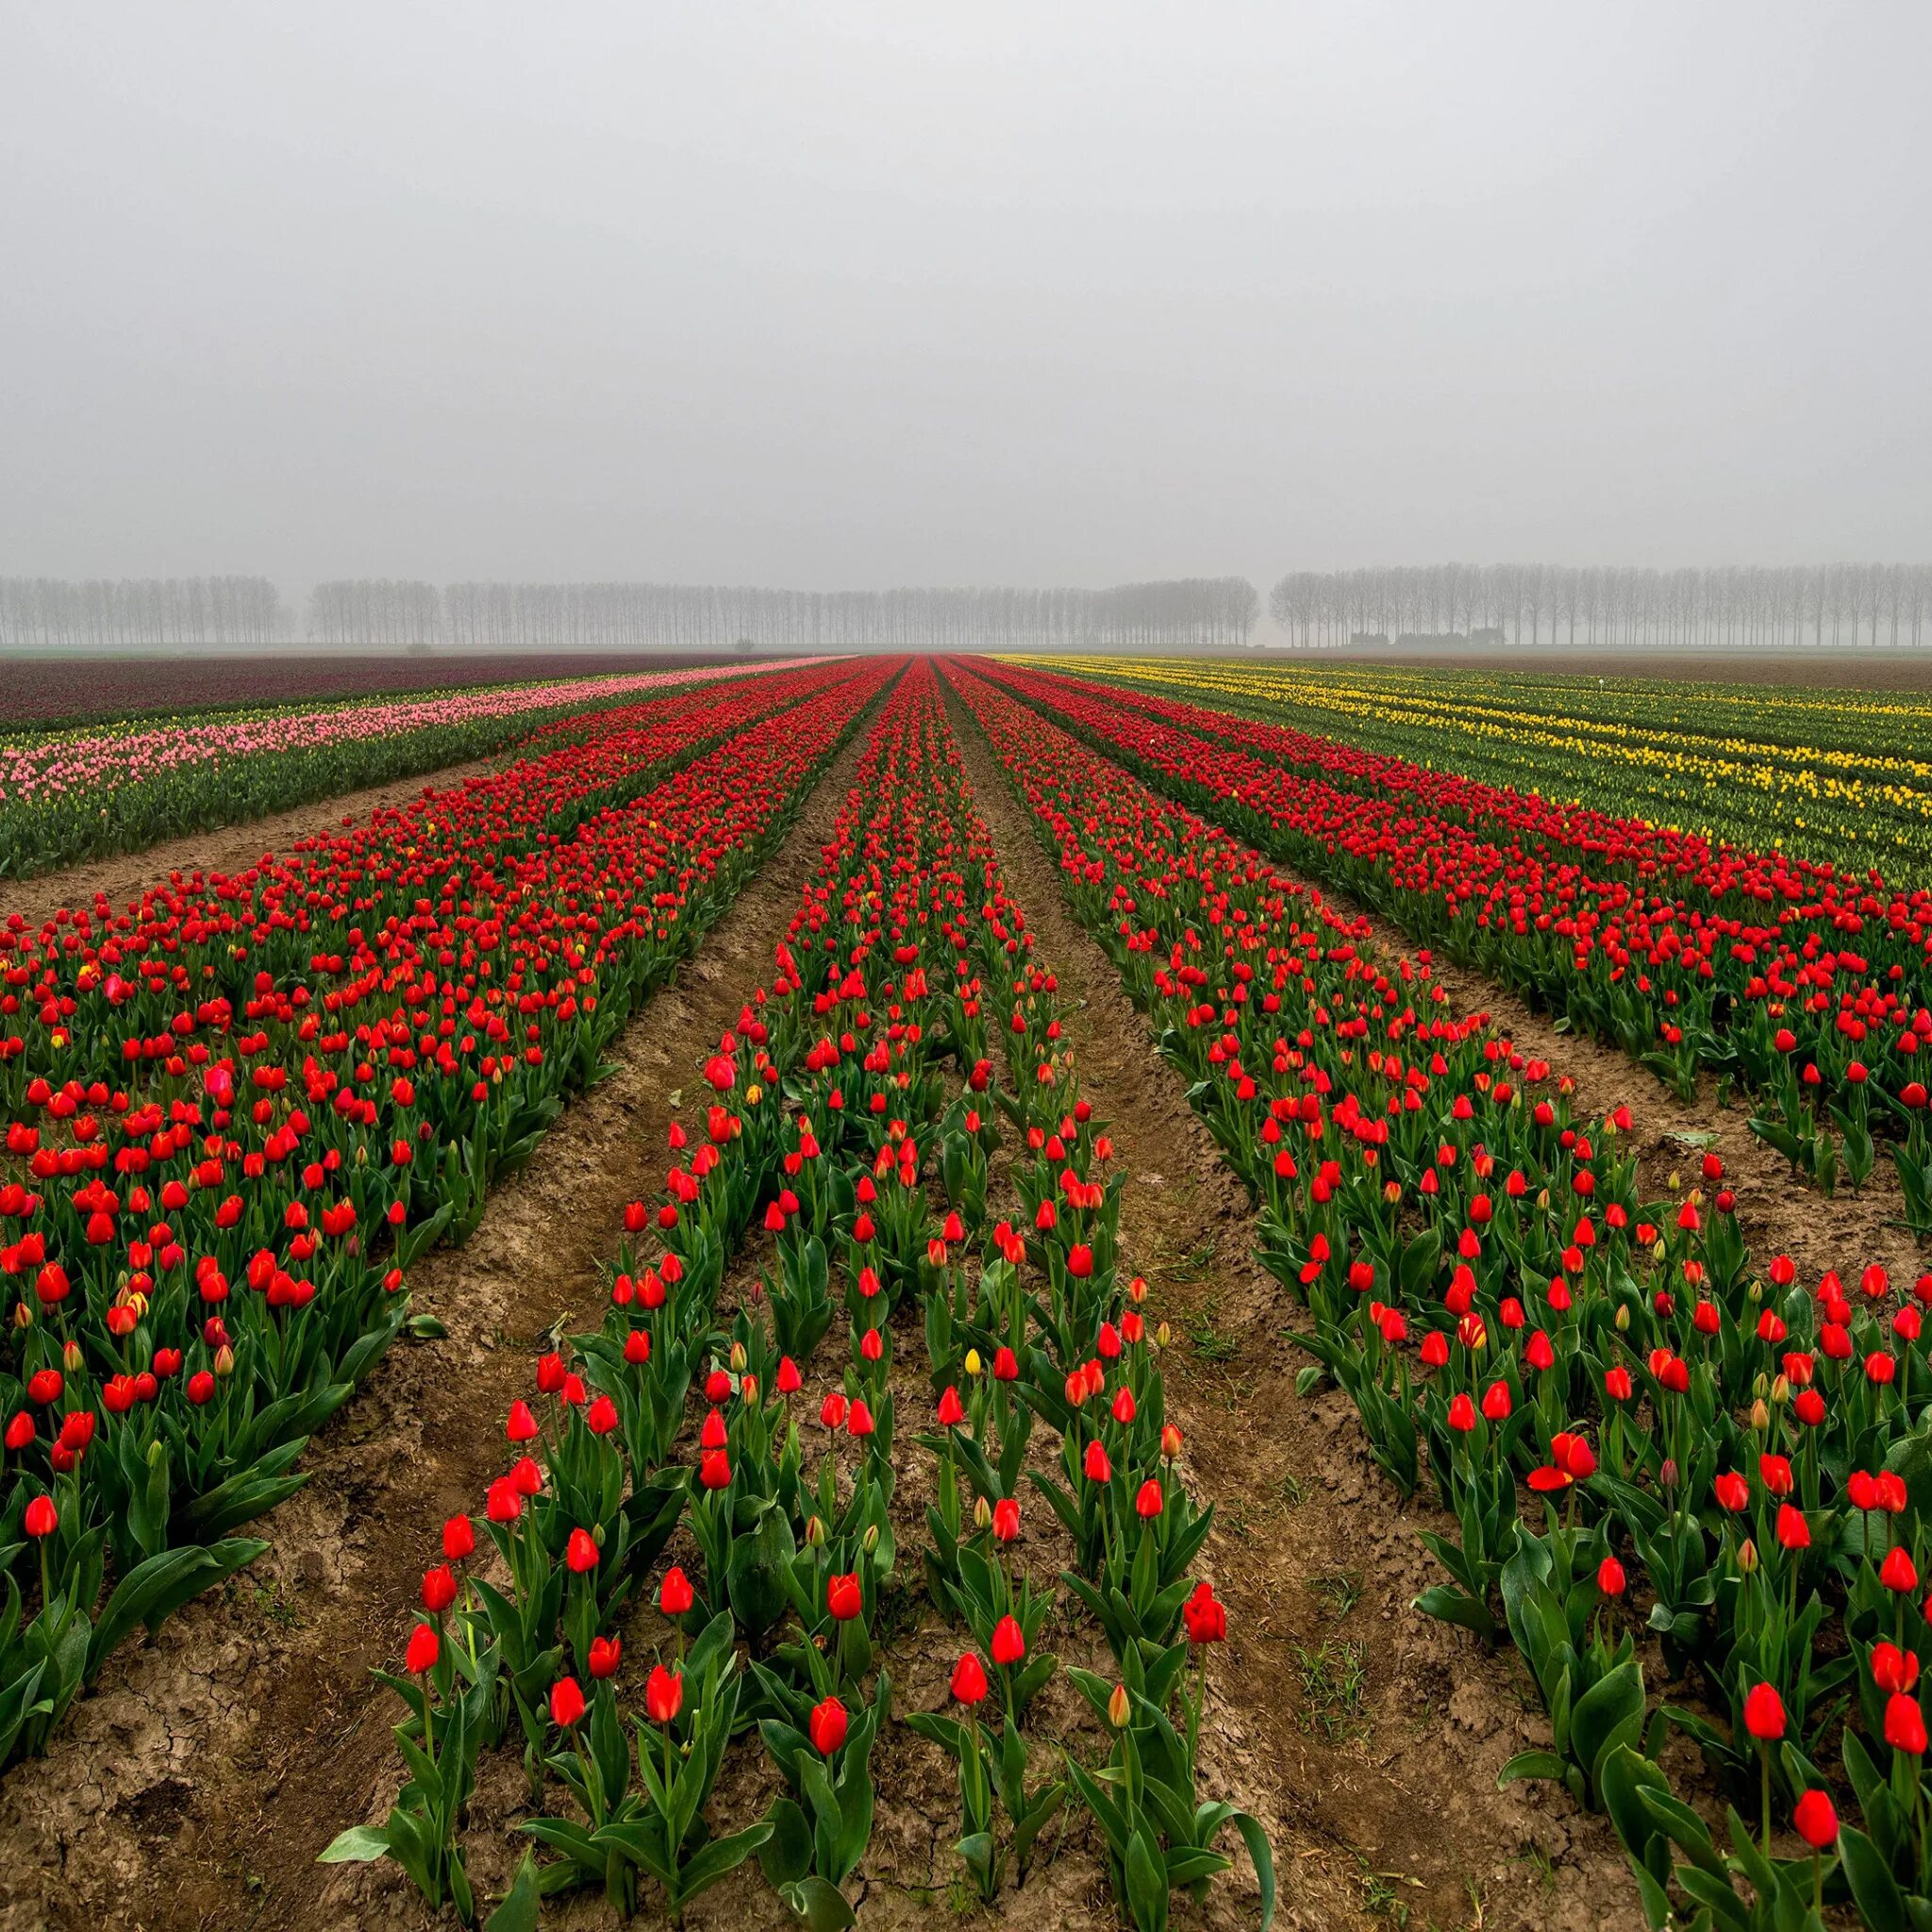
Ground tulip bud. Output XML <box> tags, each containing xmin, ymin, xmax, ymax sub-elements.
<box><xmin>1771</xmin><ymin>1374</ymin><xmax>1790</xmax><ymax>1406</ymax></box>
<box><xmin>1749</xmin><ymin>1399</ymin><xmax>1769</xmax><ymax>1434</ymax></box>
<box><xmin>862</xmin><ymin>1523</ymin><xmax>879</xmax><ymax>1555</ymax></box>
<box><xmin>12</xmin><ymin>1302</ymin><xmax>30</xmax><ymax>1330</ymax></box>
<box><xmin>741</xmin><ymin>1374</ymin><xmax>758</xmax><ymax>1407</ymax></box>
<box><xmin>63</xmin><ymin>1339</ymin><xmax>83</xmax><ymax>1373</ymax></box>
<box><xmin>1156</xmin><ymin>1322</ymin><xmax>1172</xmax><ymax>1349</ymax></box>
<box><xmin>1535</xmin><ymin>1188</ymin><xmax>1550</xmax><ymax>1210</ymax></box>
<box><xmin>963</xmin><ymin>1348</ymin><xmax>982</xmax><ymax>1376</ymax></box>
<box><xmin>974</xmin><ymin>1495</ymin><xmax>991</xmax><ymax>1530</ymax></box>
<box><xmin>729</xmin><ymin>1341</ymin><xmax>747</xmax><ymax>1374</ymax></box>
<box><xmin>806</xmin><ymin>1515</ymin><xmax>826</xmax><ymax>1548</ymax></box>
<box><xmin>214</xmin><ymin>1344</ymin><xmax>235</xmax><ymax>1377</ymax></box>
<box><xmin>1614</xmin><ymin>1303</ymin><xmax>1629</xmax><ymax>1331</ymax></box>
<box><xmin>1108</xmin><ymin>1683</ymin><xmax>1131</xmax><ymax>1729</ymax></box>
<box><xmin>1737</xmin><ymin>1538</ymin><xmax>1758</xmax><ymax>1575</ymax></box>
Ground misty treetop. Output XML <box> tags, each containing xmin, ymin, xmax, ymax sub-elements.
<box><xmin>1271</xmin><ymin>560</ymin><xmax>1932</xmax><ymax>651</ymax></box>
<box><xmin>0</xmin><ymin>576</ymin><xmax>284</xmax><ymax>649</ymax></box>
<box><xmin>2</xmin><ymin>575</ymin><xmax>1259</xmax><ymax>651</ymax></box>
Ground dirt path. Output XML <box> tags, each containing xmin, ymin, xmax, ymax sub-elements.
<box><xmin>0</xmin><ymin>725</ymin><xmax>872</xmax><ymax>1932</ymax></box>
<box><xmin>1</xmin><ymin>750</ymin><xmax>514</xmax><ymax>932</ymax></box>
<box><xmin>946</xmin><ymin>697</ymin><xmax>1640</xmax><ymax>1932</ymax></box>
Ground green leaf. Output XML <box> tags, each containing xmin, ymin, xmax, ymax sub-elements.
<box><xmin>1840</xmin><ymin>1824</ymin><xmax>1909</xmax><ymax>1932</ymax></box>
<box><xmin>778</xmin><ymin>1875</ymin><xmax>858</xmax><ymax>1931</ymax></box>
<box><xmin>1497</xmin><ymin>1750</ymin><xmax>1569</xmax><ymax>1788</ymax></box>
<box><xmin>90</xmin><ymin>1538</ymin><xmax>267</xmax><ymax>1678</ymax></box>
<box><xmin>1125</xmin><ymin>1825</ymin><xmax>1171</xmax><ymax>1932</ymax></box>
<box><xmin>318</xmin><ymin>1824</ymin><xmax>391</xmax><ymax>1864</ymax></box>
<box><xmin>1233</xmin><ymin>1810</ymin><xmax>1276</xmax><ymax>1931</ymax></box>
<box><xmin>673</xmin><ymin>1822</ymin><xmax>774</xmax><ymax>1904</ymax></box>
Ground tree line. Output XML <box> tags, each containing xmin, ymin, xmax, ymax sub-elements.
<box><xmin>1270</xmin><ymin>562</ymin><xmax>1932</xmax><ymax>652</ymax></box>
<box><xmin>3</xmin><ymin>575</ymin><xmax>1258</xmax><ymax>651</ymax></box>
<box><xmin>0</xmin><ymin>577</ymin><xmax>284</xmax><ymax>648</ymax></box>
<box><xmin>379</xmin><ymin>577</ymin><xmax>1260</xmax><ymax>651</ymax></box>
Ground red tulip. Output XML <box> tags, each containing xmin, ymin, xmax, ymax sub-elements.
<box><xmin>990</xmin><ymin>1615</ymin><xmax>1025</xmax><ymax>1666</ymax></box>
<box><xmin>1886</xmin><ymin>1692</ymin><xmax>1927</xmax><ymax>1756</ymax></box>
<box><xmin>1742</xmin><ymin>1683</ymin><xmax>1785</xmax><ymax>1740</ymax></box>
<box><xmin>808</xmin><ymin>1696</ymin><xmax>848</xmax><ymax>1755</ymax></box>
<box><xmin>951</xmin><ymin>1653</ymin><xmax>990</xmax><ymax>1704</ymax></box>
<box><xmin>1792</xmin><ymin>1790</ymin><xmax>1839</xmax><ymax>1849</ymax></box>
<box><xmin>1183</xmin><ymin>1580</ymin><xmax>1227</xmax><ymax>1644</ymax></box>
<box><xmin>659</xmin><ymin>1565</ymin><xmax>695</xmax><ymax>1615</ymax></box>
<box><xmin>645</xmin><ymin>1664</ymin><xmax>683</xmax><ymax>1724</ymax></box>
<box><xmin>550</xmin><ymin>1675</ymin><xmax>587</xmax><ymax>1727</ymax></box>
<box><xmin>405</xmin><ymin>1622</ymin><xmax>441</xmax><ymax>1674</ymax></box>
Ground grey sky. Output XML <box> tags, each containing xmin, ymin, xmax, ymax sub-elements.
<box><xmin>3</xmin><ymin>2</ymin><xmax>1926</xmax><ymax>607</ymax></box>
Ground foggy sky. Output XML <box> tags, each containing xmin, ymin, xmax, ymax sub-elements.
<box><xmin>3</xmin><ymin>3</ymin><xmax>1927</xmax><ymax>610</ymax></box>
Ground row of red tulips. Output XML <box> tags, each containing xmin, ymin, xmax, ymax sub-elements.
<box><xmin>942</xmin><ymin>656</ymin><xmax>1932</xmax><ymax>1932</ymax></box>
<box><xmin>0</xmin><ymin>658</ymin><xmax>892</xmax><ymax>1775</ymax></box>
<box><xmin>333</xmin><ymin>661</ymin><xmax>1272</xmax><ymax>1930</ymax></box>
<box><xmin>970</xmin><ymin>658</ymin><xmax>1932</xmax><ymax>1228</ymax></box>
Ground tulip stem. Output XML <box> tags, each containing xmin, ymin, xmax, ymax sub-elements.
<box><xmin>1759</xmin><ymin>1746</ymin><xmax>1771</xmax><ymax>1856</ymax></box>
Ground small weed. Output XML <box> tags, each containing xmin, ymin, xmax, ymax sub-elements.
<box><xmin>1294</xmin><ymin>1637</ymin><xmax>1368</xmax><ymax>1743</ymax></box>
<box><xmin>1278</xmin><ymin>1470</ymin><xmax>1306</xmax><ymax>1509</ymax></box>
<box><xmin>1310</xmin><ymin>1569</ymin><xmax>1364</xmax><ymax>1619</ymax></box>
<box><xmin>1185</xmin><ymin>1292</ymin><xmax>1239</xmax><ymax>1363</ymax></box>
<box><xmin>244</xmin><ymin>1580</ymin><xmax>299</xmax><ymax>1630</ymax></box>
<box><xmin>1162</xmin><ymin>1237</ymin><xmax>1219</xmax><ymax>1283</ymax></box>
<box><xmin>1517</xmin><ymin>1842</ymin><xmax>1557</xmax><ymax>1891</ymax></box>
<box><xmin>1355</xmin><ymin>1855</ymin><xmax>1416</xmax><ymax>1926</ymax></box>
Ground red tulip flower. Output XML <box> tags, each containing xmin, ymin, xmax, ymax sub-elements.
<box><xmin>990</xmin><ymin>1615</ymin><xmax>1025</xmax><ymax>1666</ymax></box>
<box><xmin>951</xmin><ymin>1653</ymin><xmax>990</xmax><ymax>1704</ymax></box>
<box><xmin>808</xmin><ymin>1696</ymin><xmax>848</xmax><ymax>1755</ymax></box>
<box><xmin>550</xmin><ymin>1675</ymin><xmax>587</xmax><ymax>1728</ymax></box>
<box><xmin>645</xmin><ymin>1664</ymin><xmax>683</xmax><ymax>1724</ymax></box>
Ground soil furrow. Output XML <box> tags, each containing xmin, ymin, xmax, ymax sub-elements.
<box><xmin>945</xmin><ymin>688</ymin><xmax>1643</xmax><ymax>1932</ymax></box>
<box><xmin>0</xmin><ymin>724</ymin><xmax>874</xmax><ymax>1932</ymax></box>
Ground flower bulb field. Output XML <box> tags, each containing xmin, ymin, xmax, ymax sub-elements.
<box><xmin>3</xmin><ymin>651</ymin><xmax>1931</xmax><ymax>1932</ymax></box>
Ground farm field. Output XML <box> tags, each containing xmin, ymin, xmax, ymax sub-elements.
<box><xmin>0</xmin><ymin>659</ymin><xmax>809</xmax><ymax>882</ymax></box>
<box><xmin>0</xmin><ymin>651</ymin><xmax>755</xmax><ymax>729</ymax></box>
<box><xmin>2</xmin><ymin>649</ymin><xmax>1931</xmax><ymax>1932</ymax></box>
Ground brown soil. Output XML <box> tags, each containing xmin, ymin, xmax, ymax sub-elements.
<box><xmin>0</xmin><ymin>751</ymin><xmax>513</xmax><ymax>934</ymax></box>
<box><xmin>0</xmin><ymin>725</ymin><xmax>870</xmax><ymax>1932</ymax></box>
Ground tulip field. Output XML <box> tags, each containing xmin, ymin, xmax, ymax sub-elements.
<box><xmin>5</xmin><ymin>648</ymin><xmax>1932</xmax><ymax>1932</ymax></box>
<box><xmin>0</xmin><ymin>659</ymin><xmax>802</xmax><ymax>880</ymax></box>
